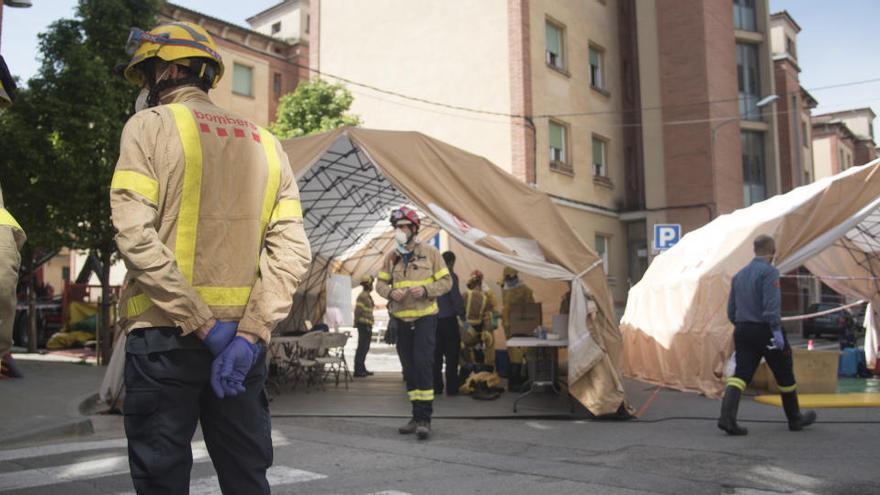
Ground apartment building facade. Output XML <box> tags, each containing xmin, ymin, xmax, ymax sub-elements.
<box><xmin>813</xmin><ymin>108</ymin><xmax>877</xmax><ymax>168</ymax></box>
<box><xmin>770</xmin><ymin>11</ymin><xmax>818</xmax><ymax>190</ymax></box>
<box><xmin>160</xmin><ymin>2</ymin><xmax>309</xmax><ymax>127</ymax></box>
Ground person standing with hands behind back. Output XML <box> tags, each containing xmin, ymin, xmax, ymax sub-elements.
<box><xmin>376</xmin><ymin>207</ymin><xmax>451</xmax><ymax>440</ymax></box>
<box><xmin>719</xmin><ymin>235</ymin><xmax>816</xmax><ymax>436</ymax></box>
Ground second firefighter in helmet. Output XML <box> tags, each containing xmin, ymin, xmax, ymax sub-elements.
<box><xmin>501</xmin><ymin>266</ymin><xmax>534</xmax><ymax>392</ymax></box>
<box><xmin>376</xmin><ymin>207</ymin><xmax>451</xmax><ymax>440</ymax></box>
<box><xmin>354</xmin><ymin>275</ymin><xmax>375</xmax><ymax>377</ymax></box>
<box><xmin>460</xmin><ymin>270</ymin><xmax>498</xmax><ymax>377</ymax></box>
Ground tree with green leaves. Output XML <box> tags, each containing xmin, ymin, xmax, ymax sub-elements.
<box><xmin>0</xmin><ymin>0</ymin><xmax>159</xmax><ymax>356</ymax></box>
<box><xmin>269</xmin><ymin>79</ymin><xmax>361</xmax><ymax>139</ymax></box>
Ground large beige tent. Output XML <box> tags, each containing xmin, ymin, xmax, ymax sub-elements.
<box><xmin>621</xmin><ymin>158</ymin><xmax>880</xmax><ymax>398</ymax></box>
<box><xmin>277</xmin><ymin>127</ymin><xmax>628</xmax><ymax>415</ymax></box>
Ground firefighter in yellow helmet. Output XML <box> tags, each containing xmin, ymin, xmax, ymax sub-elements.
<box><xmin>354</xmin><ymin>274</ymin><xmax>376</xmax><ymax>377</ymax></box>
<box><xmin>111</xmin><ymin>21</ymin><xmax>311</xmax><ymax>493</ymax></box>
<box><xmin>501</xmin><ymin>266</ymin><xmax>534</xmax><ymax>392</ymax></box>
<box><xmin>459</xmin><ymin>270</ymin><xmax>497</xmax><ymax>379</ymax></box>
<box><xmin>0</xmin><ymin>55</ymin><xmax>26</xmax><ymax>379</ymax></box>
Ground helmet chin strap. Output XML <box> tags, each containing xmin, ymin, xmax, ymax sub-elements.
<box><xmin>144</xmin><ymin>65</ymin><xmax>205</xmax><ymax>107</ymax></box>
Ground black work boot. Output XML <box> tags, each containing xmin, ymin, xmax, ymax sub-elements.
<box><xmin>398</xmin><ymin>418</ymin><xmax>418</xmax><ymax>434</ymax></box>
<box><xmin>781</xmin><ymin>391</ymin><xmax>817</xmax><ymax>431</ymax></box>
<box><xmin>717</xmin><ymin>386</ymin><xmax>748</xmax><ymax>436</ymax></box>
<box><xmin>416</xmin><ymin>420</ymin><xmax>431</xmax><ymax>440</ymax></box>
<box><xmin>507</xmin><ymin>363</ymin><xmax>522</xmax><ymax>392</ymax></box>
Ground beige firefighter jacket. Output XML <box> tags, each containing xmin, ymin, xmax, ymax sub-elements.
<box><xmin>464</xmin><ymin>288</ymin><xmax>496</xmax><ymax>328</ymax></box>
<box><xmin>376</xmin><ymin>242</ymin><xmax>452</xmax><ymax>322</ymax></box>
<box><xmin>0</xmin><ymin>184</ymin><xmax>26</xmax><ymax>253</ymax></box>
<box><xmin>501</xmin><ymin>282</ymin><xmax>534</xmax><ymax>337</ymax></box>
<box><xmin>110</xmin><ymin>87</ymin><xmax>311</xmax><ymax>342</ymax></box>
<box><xmin>354</xmin><ymin>289</ymin><xmax>374</xmax><ymax>326</ymax></box>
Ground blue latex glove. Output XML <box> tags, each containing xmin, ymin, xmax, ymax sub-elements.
<box><xmin>211</xmin><ymin>336</ymin><xmax>260</xmax><ymax>399</ymax></box>
<box><xmin>202</xmin><ymin>320</ymin><xmax>238</xmax><ymax>356</ymax></box>
<box><xmin>770</xmin><ymin>328</ymin><xmax>785</xmax><ymax>350</ymax></box>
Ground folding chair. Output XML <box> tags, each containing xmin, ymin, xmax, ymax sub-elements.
<box><xmin>316</xmin><ymin>331</ymin><xmax>352</xmax><ymax>388</ymax></box>
<box><xmin>295</xmin><ymin>332</ymin><xmax>326</xmax><ymax>392</ymax></box>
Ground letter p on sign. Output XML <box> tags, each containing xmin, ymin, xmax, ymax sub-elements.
<box><xmin>653</xmin><ymin>224</ymin><xmax>681</xmax><ymax>252</ymax></box>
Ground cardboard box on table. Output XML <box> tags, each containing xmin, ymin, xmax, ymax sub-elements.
<box><xmin>752</xmin><ymin>349</ymin><xmax>840</xmax><ymax>393</ymax></box>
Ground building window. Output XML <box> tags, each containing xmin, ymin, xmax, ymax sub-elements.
<box><xmin>848</xmin><ymin>154</ymin><xmax>853</xmax><ymax>168</ymax></box>
<box><xmin>733</xmin><ymin>0</ymin><xmax>757</xmax><ymax>31</ymax></box>
<box><xmin>589</xmin><ymin>45</ymin><xmax>604</xmax><ymax>90</ymax></box>
<box><xmin>273</xmin><ymin>73</ymin><xmax>282</xmax><ymax>95</ymax></box>
<box><xmin>271</xmin><ymin>21</ymin><xmax>281</xmax><ymax>35</ymax></box>
<box><xmin>870</xmin><ymin>122</ymin><xmax>875</xmax><ymax>140</ymax></box>
<box><xmin>785</xmin><ymin>36</ymin><xmax>797</xmax><ymax>59</ymax></box>
<box><xmin>742</xmin><ymin>131</ymin><xmax>766</xmax><ymax>206</ymax></box>
<box><xmin>545</xmin><ymin>20</ymin><xmax>565</xmax><ymax>70</ymax></box>
<box><xmin>737</xmin><ymin>43</ymin><xmax>760</xmax><ymax>120</ymax></box>
<box><xmin>306</xmin><ymin>15</ymin><xmax>311</xmax><ymax>34</ymax></box>
<box><xmin>549</xmin><ymin>120</ymin><xmax>568</xmax><ymax>169</ymax></box>
<box><xmin>232</xmin><ymin>63</ymin><xmax>253</xmax><ymax>97</ymax></box>
<box><xmin>802</xmin><ymin>121</ymin><xmax>809</xmax><ymax>146</ymax></box>
<box><xmin>595</xmin><ymin>234</ymin><xmax>609</xmax><ymax>273</ymax></box>
<box><xmin>592</xmin><ymin>135</ymin><xmax>607</xmax><ymax>177</ymax></box>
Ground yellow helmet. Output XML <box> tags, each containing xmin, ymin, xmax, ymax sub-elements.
<box><xmin>503</xmin><ymin>267</ymin><xmax>518</xmax><ymax>278</ymax></box>
<box><xmin>123</xmin><ymin>21</ymin><xmax>224</xmax><ymax>88</ymax></box>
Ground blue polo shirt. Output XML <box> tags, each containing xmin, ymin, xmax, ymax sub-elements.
<box><xmin>727</xmin><ymin>257</ymin><xmax>781</xmax><ymax>329</ymax></box>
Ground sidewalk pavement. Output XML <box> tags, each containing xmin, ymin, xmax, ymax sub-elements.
<box><xmin>0</xmin><ymin>354</ymin><xmax>104</xmax><ymax>446</ymax></box>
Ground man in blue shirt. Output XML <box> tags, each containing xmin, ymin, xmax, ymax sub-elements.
<box><xmin>434</xmin><ymin>251</ymin><xmax>465</xmax><ymax>396</ymax></box>
<box><xmin>719</xmin><ymin>235</ymin><xmax>816</xmax><ymax>435</ymax></box>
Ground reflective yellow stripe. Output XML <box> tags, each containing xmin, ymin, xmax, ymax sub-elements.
<box><xmin>465</xmin><ymin>290</ymin><xmax>488</xmax><ymax>325</ymax></box>
<box><xmin>407</xmin><ymin>389</ymin><xmax>435</xmax><ymax>401</ymax></box>
<box><xmin>126</xmin><ymin>286</ymin><xmax>253</xmax><ymax>317</ymax></box>
<box><xmin>168</xmin><ymin>103</ymin><xmax>202</xmax><ymax>284</ymax></box>
<box><xmin>258</xmin><ymin>127</ymin><xmax>282</xmax><ymax>235</ymax></box>
<box><xmin>357</xmin><ymin>318</ymin><xmax>374</xmax><ymax>325</ymax></box>
<box><xmin>110</xmin><ymin>170</ymin><xmax>159</xmax><ymax>204</ymax></box>
<box><xmin>269</xmin><ymin>199</ymin><xmax>303</xmax><ymax>223</ymax></box>
<box><xmin>433</xmin><ymin>267</ymin><xmax>449</xmax><ymax>280</ymax></box>
<box><xmin>127</xmin><ymin>294</ymin><xmax>154</xmax><ymax>317</ymax></box>
<box><xmin>0</xmin><ymin>208</ymin><xmax>22</xmax><ymax>231</ymax></box>
<box><xmin>778</xmin><ymin>383</ymin><xmax>797</xmax><ymax>393</ymax></box>
<box><xmin>392</xmin><ymin>277</ymin><xmax>433</xmax><ymax>289</ymax></box>
<box><xmin>377</xmin><ymin>271</ymin><xmax>391</xmax><ymax>282</ymax></box>
<box><xmin>727</xmin><ymin>377</ymin><xmax>747</xmax><ymax>391</ymax></box>
<box><xmin>392</xmin><ymin>302</ymin><xmax>439</xmax><ymax>319</ymax></box>
<box><xmin>356</xmin><ymin>303</ymin><xmax>373</xmax><ymax>311</ymax></box>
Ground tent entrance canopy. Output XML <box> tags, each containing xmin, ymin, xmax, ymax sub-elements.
<box><xmin>280</xmin><ymin>127</ymin><xmax>628</xmax><ymax>415</ymax></box>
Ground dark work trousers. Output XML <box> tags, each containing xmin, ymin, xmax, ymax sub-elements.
<box><xmin>433</xmin><ymin>316</ymin><xmax>461</xmax><ymax>395</ymax></box>
<box><xmin>732</xmin><ymin>322</ymin><xmax>796</xmax><ymax>388</ymax></box>
<box><xmin>395</xmin><ymin>315</ymin><xmax>437</xmax><ymax>421</ymax></box>
<box><xmin>354</xmin><ymin>323</ymin><xmax>373</xmax><ymax>374</ymax></box>
<box><xmin>123</xmin><ymin>328</ymin><xmax>272</xmax><ymax>495</ymax></box>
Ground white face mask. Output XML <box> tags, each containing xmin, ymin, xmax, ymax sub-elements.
<box><xmin>394</xmin><ymin>228</ymin><xmax>409</xmax><ymax>246</ymax></box>
<box><xmin>133</xmin><ymin>66</ymin><xmax>171</xmax><ymax>113</ymax></box>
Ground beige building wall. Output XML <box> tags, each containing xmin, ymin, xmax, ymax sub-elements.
<box><xmin>317</xmin><ymin>0</ymin><xmax>514</xmax><ymax>172</ymax></box>
<box><xmin>209</xmin><ymin>45</ymin><xmax>272</xmax><ymax>126</ymax></box>
<box><xmin>812</xmin><ymin>136</ymin><xmax>833</xmax><ymax>179</ymax></box>
<box><xmin>801</xmin><ymin>109</ymin><xmax>814</xmax><ymax>182</ymax></box>
<box><xmin>249</xmin><ymin>2</ymin><xmax>306</xmax><ymax>42</ymax></box>
<box><xmin>769</xmin><ymin>18</ymin><xmax>798</xmax><ymax>57</ymax></box>
<box><xmin>530</xmin><ymin>0</ymin><xmax>624</xmax><ymax>212</ymax></box>
<box><xmin>557</xmin><ymin>205</ymin><xmax>627</xmax><ymax>304</ymax></box>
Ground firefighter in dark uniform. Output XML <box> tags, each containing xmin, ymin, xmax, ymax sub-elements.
<box><xmin>376</xmin><ymin>207</ymin><xmax>452</xmax><ymax>440</ymax></box>
<box><xmin>718</xmin><ymin>235</ymin><xmax>817</xmax><ymax>435</ymax></box>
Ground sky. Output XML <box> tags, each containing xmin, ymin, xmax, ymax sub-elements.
<box><xmin>1</xmin><ymin>0</ymin><xmax>878</xmax><ymax>128</ymax></box>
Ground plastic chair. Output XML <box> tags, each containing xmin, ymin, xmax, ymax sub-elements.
<box><xmin>316</xmin><ymin>332</ymin><xmax>352</xmax><ymax>388</ymax></box>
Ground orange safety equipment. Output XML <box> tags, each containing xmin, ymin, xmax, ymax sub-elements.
<box><xmin>389</xmin><ymin>206</ymin><xmax>421</xmax><ymax>233</ymax></box>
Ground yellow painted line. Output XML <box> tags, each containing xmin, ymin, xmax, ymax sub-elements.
<box><xmin>754</xmin><ymin>393</ymin><xmax>880</xmax><ymax>408</ymax></box>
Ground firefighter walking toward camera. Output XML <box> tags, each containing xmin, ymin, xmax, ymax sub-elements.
<box><xmin>376</xmin><ymin>207</ymin><xmax>451</xmax><ymax>440</ymax></box>
<box><xmin>112</xmin><ymin>21</ymin><xmax>311</xmax><ymax>493</ymax></box>
<box><xmin>719</xmin><ymin>235</ymin><xmax>816</xmax><ymax>436</ymax></box>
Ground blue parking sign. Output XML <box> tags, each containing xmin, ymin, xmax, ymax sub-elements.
<box><xmin>653</xmin><ymin>224</ymin><xmax>681</xmax><ymax>251</ymax></box>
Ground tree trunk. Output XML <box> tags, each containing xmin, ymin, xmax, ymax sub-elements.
<box><xmin>25</xmin><ymin>253</ymin><xmax>37</xmax><ymax>353</ymax></box>
<box><xmin>98</xmin><ymin>247</ymin><xmax>113</xmax><ymax>366</ymax></box>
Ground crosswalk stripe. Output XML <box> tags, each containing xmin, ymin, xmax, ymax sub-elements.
<box><xmin>0</xmin><ymin>438</ymin><xmax>128</xmax><ymax>462</ymax></box>
<box><xmin>0</xmin><ymin>433</ymin><xmax>293</xmax><ymax>492</ymax></box>
<box><xmin>187</xmin><ymin>466</ymin><xmax>327</xmax><ymax>495</ymax></box>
